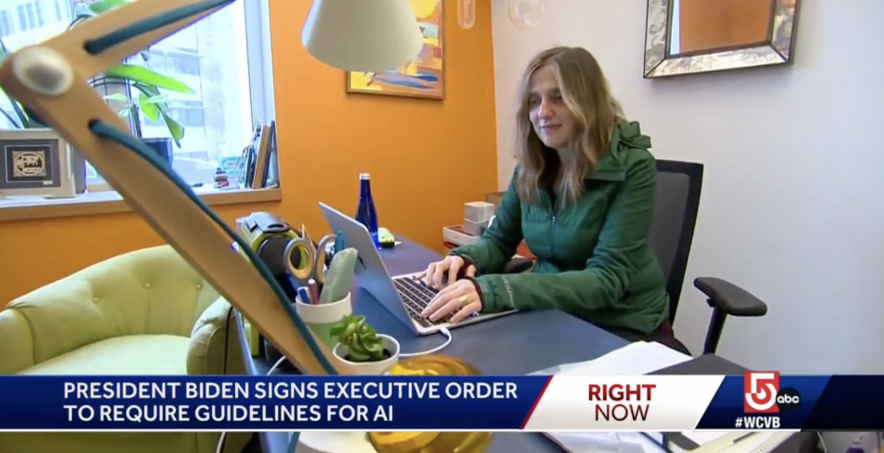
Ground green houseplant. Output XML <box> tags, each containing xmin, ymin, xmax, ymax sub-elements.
<box><xmin>0</xmin><ymin>0</ymin><xmax>195</xmax><ymax>193</ymax></box>
<box><xmin>329</xmin><ymin>314</ymin><xmax>400</xmax><ymax>375</ymax></box>
<box><xmin>73</xmin><ymin>0</ymin><xmax>194</xmax><ymax>147</ymax></box>
<box><xmin>0</xmin><ymin>0</ymin><xmax>193</xmax><ymax>144</ymax></box>
<box><xmin>330</xmin><ymin>314</ymin><xmax>388</xmax><ymax>362</ymax></box>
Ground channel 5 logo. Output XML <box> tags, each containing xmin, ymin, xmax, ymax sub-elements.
<box><xmin>743</xmin><ymin>371</ymin><xmax>801</xmax><ymax>413</ymax></box>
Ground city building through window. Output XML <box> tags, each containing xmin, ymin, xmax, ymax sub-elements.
<box><xmin>0</xmin><ymin>0</ymin><xmax>276</xmax><ymax>188</ymax></box>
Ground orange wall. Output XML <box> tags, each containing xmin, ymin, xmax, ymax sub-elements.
<box><xmin>0</xmin><ymin>0</ymin><xmax>498</xmax><ymax>304</ymax></box>
<box><xmin>679</xmin><ymin>0</ymin><xmax>770</xmax><ymax>54</ymax></box>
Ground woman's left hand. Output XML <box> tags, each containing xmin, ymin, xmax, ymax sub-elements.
<box><xmin>421</xmin><ymin>279</ymin><xmax>483</xmax><ymax>324</ymax></box>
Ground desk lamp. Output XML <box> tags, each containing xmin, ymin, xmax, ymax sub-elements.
<box><xmin>0</xmin><ymin>1</ymin><xmax>490</xmax><ymax>451</ymax></box>
<box><xmin>0</xmin><ymin>0</ymin><xmax>421</xmax><ymax>375</ymax></box>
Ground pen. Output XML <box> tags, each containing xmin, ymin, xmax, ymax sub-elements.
<box><xmin>297</xmin><ymin>286</ymin><xmax>312</xmax><ymax>305</ymax></box>
<box><xmin>308</xmin><ymin>279</ymin><xmax>320</xmax><ymax>305</ymax></box>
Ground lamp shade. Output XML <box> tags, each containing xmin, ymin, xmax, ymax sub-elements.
<box><xmin>302</xmin><ymin>0</ymin><xmax>425</xmax><ymax>73</ymax></box>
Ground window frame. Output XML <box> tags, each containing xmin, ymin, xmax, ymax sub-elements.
<box><xmin>82</xmin><ymin>0</ymin><xmax>276</xmax><ymax>189</ymax></box>
<box><xmin>0</xmin><ymin>0</ymin><xmax>280</xmax><ymax>221</ymax></box>
<box><xmin>243</xmin><ymin>0</ymin><xmax>275</xmax><ymax>125</ymax></box>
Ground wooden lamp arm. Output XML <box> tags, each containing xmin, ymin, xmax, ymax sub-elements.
<box><xmin>0</xmin><ymin>0</ymin><xmax>341</xmax><ymax>375</ymax></box>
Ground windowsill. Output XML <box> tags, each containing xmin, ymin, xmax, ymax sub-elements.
<box><xmin>0</xmin><ymin>186</ymin><xmax>282</xmax><ymax>222</ymax></box>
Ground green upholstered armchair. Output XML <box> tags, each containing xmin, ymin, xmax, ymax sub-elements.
<box><xmin>0</xmin><ymin>245</ymin><xmax>251</xmax><ymax>453</ymax></box>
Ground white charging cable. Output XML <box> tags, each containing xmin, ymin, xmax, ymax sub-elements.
<box><xmin>816</xmin><ymin>433</ymin><xmax>828</xmax><ymax>453</ymax></box>
<box><xmin>400</xmin><ymin>327</ymin><xmax>453</xmax><ymax>357</ymax></box>
<box><xmin>266</xmin><ymin>327</ymin><xmax>453</xmax><ymax>368</ymax></box>
<box><xmin>215</xmin><ymin>328</ymin><xmax>453</xmax><ymax>453</ymax></box>
<box><xmin>215</xmin><ymin>351</ymin><xmax>289</xmax><ymax>453</ymax></box>
<box><xmin>214</xmin><ymin>355</ymin><xmax>283</xmax><ymax>453</ymax></box>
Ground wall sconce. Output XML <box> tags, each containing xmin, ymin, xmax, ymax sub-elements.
<box><xmin>458</xmin><ymin>0</ymin><xmax>547</xmax><ymax>30</ymax></box>
<box><xmin>509</xmin><ymin>0</ymin><xmax>547</xmax><ymax>29</ymax></box>
<box><xmin>457</xmin><ymin>0</ymin><xmax>476</xmax><ymax>29</ymax></box>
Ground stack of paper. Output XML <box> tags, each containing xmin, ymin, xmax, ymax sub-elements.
<box><xmin>669</xmin><ymin>432</ymin><xmax>793</xmax><ymax>453</ymax></box>
<box><xmin>534</xmin><ymin>342</ymin><xmax>691</xmax><ymax>453</ymax></box>
<box><xmin>668</xmin><ymin>432</ymin><xmax>744</xmax><ymax>453</ymax></box>
<box><xmin>531</xmin><ymin>341</ymin><xmax>693</xmax><ymax>376</ymax></box>
<box><xmin>544</xmin><ymin>432</ymin><xmax>663</xmax><ymax>453</ymax></box>
<box><xmin>533</xmin><ymin>343</ymin><xmax>795</xmax><ymax>453</ymax></box>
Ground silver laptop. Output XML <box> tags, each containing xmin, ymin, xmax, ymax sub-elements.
<box><xmin>319</xmin><ymin>202</ymin><xmax>516</xmax><ymax>336</ymax></box>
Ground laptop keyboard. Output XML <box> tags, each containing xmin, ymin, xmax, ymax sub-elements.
<box><xmin>393</xmin><ymin>277</ymin><xmax>452</xmax><ymax>327</ymax></box>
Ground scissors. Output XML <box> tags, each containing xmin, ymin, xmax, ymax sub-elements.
<box><xmin>283</xmin><ymin>226</ymin><xmax>345</xmax><ymax>286</ymax></box>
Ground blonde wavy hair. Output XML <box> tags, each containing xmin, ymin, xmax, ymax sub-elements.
<box><xmin>514</xmin><ymin>46</ymin><xmax>624</xmax><ymax>206</ymax></box>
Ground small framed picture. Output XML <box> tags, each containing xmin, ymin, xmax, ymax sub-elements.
<box><xmin>0</xmin><ymin>129</ymin><xmax>76</xmax><ymax>198</ymax></box>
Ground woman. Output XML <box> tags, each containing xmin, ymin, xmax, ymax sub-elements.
<box><xmin>420</xmin><ymin>46</ymin><xmax>679</xmax><ymax>348</ymax></box>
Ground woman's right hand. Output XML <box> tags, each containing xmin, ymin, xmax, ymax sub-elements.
<box><xmin>419</xmin><ymin>256</ymin><xmax>476</xmax><ymax>289</ymax></box>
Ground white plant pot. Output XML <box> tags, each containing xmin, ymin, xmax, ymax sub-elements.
<box><xmin>296</xmin><ymin>292</ymin><xmax>353</xmax><ymax>349</ymax></box>
<box><xmin>332</xmin><ymin>334</ymin><xmax>400</xmax><ymax>375</ymax></box>
<box><xmin>296</xmin><ymin>431</ymin><xmax>374</xmax><ymax>453</ymax></box>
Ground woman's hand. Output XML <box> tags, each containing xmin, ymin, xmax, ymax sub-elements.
<box><xmin>419</xmin><ymin>256</ymin><xmax>476</xmax><ymax>289</ymax></box>
<box><xmin>421</xmin><ymin>279</ymin><xmax>483</xmax><ymax>324</ymax></box>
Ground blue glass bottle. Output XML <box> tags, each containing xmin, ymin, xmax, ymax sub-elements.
<box><xmin>355</xmin><ymin>173</ymin><xmax>379</xmax><ymax>248</ymax></box>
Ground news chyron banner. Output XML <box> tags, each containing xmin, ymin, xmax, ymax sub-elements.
<box><xmin>0</xmin><ymin>374</ymin><xmax>879</xmax><ymax>431</ymax></box>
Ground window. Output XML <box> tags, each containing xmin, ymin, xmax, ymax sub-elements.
<box><xmin>0</xmin><ymin>10</ymin><xmax>13</xmax><ymax>37</ymax></box>
<box><xmin>145</xmin><ymin>50</ymin><xmax>201</xmax><ymax>77</ymax></box>
<box><xmin>144</xmin><ymin>101</ymin><xmax>206</xmax><ymax>128</ymax></box>
<box><xmin>25</xmin><ymin>3</ymin><xmax>36</xmax><ymax>29</ymax></box>
<box><xmin>0</xmin><ymin>0</ymin><xmax>276</xmax><ymax>189</ymax></box>
<box><xmin>54</xmin><ymin>0</ymin><xmax>63</xmax><ymax>21</ymax></box>
<box><xmin>16</xmin><ymin>5</ymin><xmax>26</xmax><ymax>31</ymax></box>
<box><xmin>34</xmin><ymin>1</ymin><xmax>45</xmax><ymax>27</ymax></box>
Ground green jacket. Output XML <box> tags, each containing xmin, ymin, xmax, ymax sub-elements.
<box><xmin>451</xmin><ymin>121</ymin><xmax>669</xmax><ymax>335</ymax></box>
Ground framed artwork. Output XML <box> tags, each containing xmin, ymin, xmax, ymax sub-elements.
<box><xmin>0</xmin><ymin>129</ymin><xmax>76</xmax><ymax>198</ymax></box>
<box><xmin>346</xmin><ymin>0</ymin><xmax>445</xmax><ymax>100</ymax></box>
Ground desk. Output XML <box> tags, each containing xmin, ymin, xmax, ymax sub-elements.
<box><xmin>235</xmin><ymin>237</ymin><xmax>812</xmax><ymax>453</ymax></box>
<box><xmin>442</xmin><ymin>240</ymin><xmax>536</xmax><ymax>260</ymax></box>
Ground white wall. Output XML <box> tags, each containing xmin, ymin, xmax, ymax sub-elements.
<box><xmin>491</xmin><ymin>0</ymin><xmax>884</xmax><ymax>374</ymax></box>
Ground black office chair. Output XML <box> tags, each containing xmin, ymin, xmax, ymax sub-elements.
<box><xmin>502</xmin><ymin>160</ymin><xmax>768</xmax><ymax>355</ymax></box>
<box><xmin>651</xmin><ymin>160</ymin><xmax>767</xmax><ymax>355</ymax></box>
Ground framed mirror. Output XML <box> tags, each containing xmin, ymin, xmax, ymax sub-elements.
<box><xmin>643</xmin><ymin>0</ymin><xmax>800</xmax><ymax>78</ymax></box>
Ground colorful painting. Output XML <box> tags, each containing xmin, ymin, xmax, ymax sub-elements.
<box><xmin>346</xmin><ymin>0</ymin><xmax>445</xmax><ymax>100</ymax></box>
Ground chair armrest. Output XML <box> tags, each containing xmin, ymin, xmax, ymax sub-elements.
<box><xmin>693</xmin><ymin>277</ymin><xmax>767</xmax><ymax>317</ymax></box>
<box><xmin>187</xmin><ymin>298</ymin><xmax>234</xmax><ymax>375</ymax></box>
<box><xmin>0</xmin><ymin>309</ymin><xmax>36</xmax><ymax>374</ymax></box>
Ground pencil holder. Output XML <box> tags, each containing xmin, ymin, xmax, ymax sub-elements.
<box><xmin>295</xmin><ymin>292</ymin><xmax>352</xmax><ymax>349</ymax></box>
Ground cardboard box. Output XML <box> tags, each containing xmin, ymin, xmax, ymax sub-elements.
<box><xmin>464</xmin><ymin>201</ymin><xmax>495</xmax><ymax>223</ymax></box>
<box><xmin>443</xmin><ymin>225</ymin><xmax>479</xmax><ymax>247</ymax></box>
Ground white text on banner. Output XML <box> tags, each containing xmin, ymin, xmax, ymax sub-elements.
<box><xmin>523</xmin><ymin>375</ymin><xmax>724</xmax><ymax>431</ymax></box>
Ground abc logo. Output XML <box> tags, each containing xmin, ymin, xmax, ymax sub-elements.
<box><xmin>776</xmin><ymin>387</ymin><xmax>801</xmax><ymax>413</ymax></box>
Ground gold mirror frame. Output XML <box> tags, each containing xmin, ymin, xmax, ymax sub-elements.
<box><xmin>643</xmin><ymin>0</ymin><xmax>800</xmax><ymax>78</ymax></box>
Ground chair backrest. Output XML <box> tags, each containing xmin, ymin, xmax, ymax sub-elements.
<box><xmin>648</xmin><ymin>160</ymin><xmax>704</xmax><ymax>324</ymax></box>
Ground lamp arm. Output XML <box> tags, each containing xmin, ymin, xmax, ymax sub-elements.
<box><xmin>55</xmin><ymin>0</ymin><xmax>230</xmax><ymax>79</ymax></box>
<box><xmin>0</xmin><ymin>0</ymin><xmax>340</xmax><ymax>376</ymax></box>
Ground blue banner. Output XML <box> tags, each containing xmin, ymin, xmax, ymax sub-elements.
<box><xmin>0</xmin><ymin>376</ymin><xmax>548</xmax><ymax>430</ymax></box>
<box><xmin>697</xmin><ymin>375</ymin><xmax>884</xmax><ymax>430</ymax></box>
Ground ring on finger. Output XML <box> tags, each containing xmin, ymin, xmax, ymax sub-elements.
<box><xmin>457</xmin><ymin>294</ymin><xmax>469</xmax><ymax>307</ymax></box>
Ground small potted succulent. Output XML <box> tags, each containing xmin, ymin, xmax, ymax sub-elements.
<box><xmin>329</xmin><ymin>314</ymin><xmax>399</xmax><ymax>375</ymax></box>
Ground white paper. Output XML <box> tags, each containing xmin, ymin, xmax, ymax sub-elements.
<box><xmin>673</xmin><ymin>432</ymin><xmax>792</xmax><ymax>453</ymax></box>
<box><xmin>532</xmin><ymin>341</ymin><xmax>693</xmax><ymax>376</ymax></box>
<box><xmin>719</xmin><ymin>433</ymin><xmax>791</xmax><ymax>453</ymax></box>
<box><xmin>682</xmin><ymin>432</ymin><xmax>732</xmax><ymax>446</ymax></box>
<box><xmin>544</xmin><ymin>432</ymin><xmax>667</xmax><ymax>453</ymax></box>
